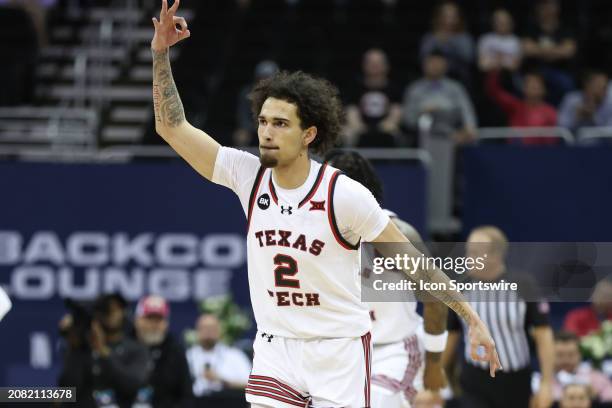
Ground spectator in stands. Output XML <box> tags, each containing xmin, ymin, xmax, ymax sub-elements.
<box><xmin>485</xmin><ymin>70</ymin><xmax>559</xmax><ymax>144</ymax></box>
<box><xmin>558</xmin><ymin>70</ymin><xmax>612</xmax><ymax>132</ymax></box>
<box><xmin>420</xmin><ymin>1</ymin><xmax>475</xmax><ymax>87</ymax></box>
<box><xmin>342</xmin><ymin>48</ymin><xmax>403</xmax><ymax>147</ymax></box>
<box><xmin>413</xmin><ymin>390</ymin><xmax>445</xmax><ymax>408</ymax></box>
<box><xmin>403</xmin><ymin>49</ymin><xmax>477</xmax><ymax>144</ymax></box>
<box><xmin>58</xmin><ymin>294</ymin><xmax>151</xmax><ymax>408</ymax></box>
<box><xmin>559</xmin><ymin>384</ymin><xmax>593</xmax><ymax>408</ymax></box>
<box><xmin>134</xmin><ymin>295</ymin><xmax>193</xmax><ymax>408</ymax></box>
<box><xmin>186</xmin><ymin>313</ymin><xmax>251</xmax><ymax>398</ymax></box>
<box><xmin>563</xmin><ymin>278</ymin><xmax>612</xmax><ymax>337</ymax></box>
<box><xmin>478</xmin><ymin>9</ymin><xmax>522</xmax><ymax>73</ymax></box>
<box><xmin>522</xmin><ymin>0</ymin><xmax>577</xmax><ymax>106</ymax></box>
<box><xmin>233</xmin><ymin>60</ymin><xmax>279</xmax><ymax>146</ymax></box>
<box><xmin>403</xmin><ymin>49</ymin><xmax>476</xmax><ymax>232</ymax></box>
<box><xmin>534</xmin><ymin>331</ymin><xmax>612</xmax><ymax>403</ymax></box>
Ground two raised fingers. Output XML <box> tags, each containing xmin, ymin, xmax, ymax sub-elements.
<box><xmin>160</xmin><ymin>0</ymin><xmax>179</xmax><ymax>22</ymax></box>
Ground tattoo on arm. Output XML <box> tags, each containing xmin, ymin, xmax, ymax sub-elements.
<box><xmin>410</xmin><ymin>266</ymin><xmax>474</xmax><ymax>326</ymax></box>
<box><xmin>152</xmin><ymin>48</ymin><xmax>185</xmax><ymax>128</ymax></box>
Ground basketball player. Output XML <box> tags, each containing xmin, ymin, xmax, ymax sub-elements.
<box><xmin>325</xmin><ymin>150</ymin><xmax>448</xmax><ymax>408</ymax></box>
<box><xmin>151</xmin><ymin>1</ymin><xmax>500</xmax><ymax>407</ymax></box>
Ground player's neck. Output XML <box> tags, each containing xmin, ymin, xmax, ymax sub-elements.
<box><xmin>272</xmin><ymin>152</ymin><xmax>311</xmax><ymax>189</ymax></box>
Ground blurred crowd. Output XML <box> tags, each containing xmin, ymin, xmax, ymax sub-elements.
<box><xmin>2</xmin><ymin>0</ymin><xmax>612</xmax><ymax>143</ymax></box>
<box><xmin>58</xmin><ymin>294</ymin><xmax>252</xmax><ymax>408</ymax></box>
<box><xmin>226</xmin><ymin>0</ymin><xmax>612</xmax><ymax>149</ymax></box>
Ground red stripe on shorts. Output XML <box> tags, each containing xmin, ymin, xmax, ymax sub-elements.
<box><xmin>361</xmin><ymin>332</ymin><xmax>372</xmax><ymax>408</ymax></box>
<box><xmin>246</xmin><ymin>388</ymin><xmax>306</xmax><ymax>407</ymax></box>
<box><xmin>248</xmin><ymin>374</ymin><xmax>308</xmax><ymax>401</ymax></box>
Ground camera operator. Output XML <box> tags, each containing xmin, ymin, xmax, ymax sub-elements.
<box><xmin>58</xmin><ymin>294</ymin><xmax>152</xmax><ymax>408</ymax></box>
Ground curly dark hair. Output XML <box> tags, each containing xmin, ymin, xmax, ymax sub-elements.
<box><xmin>323</xmin><ymin>149</ymin><xmax>384</xmax><ymax>204</ymax></box>
<box><xmin>249</xmin><ymin>71</ymin><xmax>344</xmax><ymax>155</ymax></box>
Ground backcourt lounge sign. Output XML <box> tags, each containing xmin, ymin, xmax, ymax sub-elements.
<box><xmin>0</xmin><ymin>231</ymin><xmax>243</xmax><ymax>302</ymax></box>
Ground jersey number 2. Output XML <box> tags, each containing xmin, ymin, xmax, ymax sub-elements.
<box><xmin>273</xmin><ymin>254</ymin><xmax>300</xmax><ymax>288</ymax></box>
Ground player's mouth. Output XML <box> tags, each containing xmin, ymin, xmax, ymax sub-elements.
<box><xmin>260</xmin><ymin>145</ymin><xmax>279</xmax><ymax>151</ymax></box>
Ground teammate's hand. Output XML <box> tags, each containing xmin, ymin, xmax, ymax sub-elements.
<box><xmin>151</xmin><ymin>0</ymin><xmax>190</xmax><ymax>52</ymax></box>
<box><xmin>467</xmin><ymin>318</ymin><xmax>502</xmax><ymax>377</ymax></box>
<box><xmin>423</xmin><ymin>356</ymin><xmax>447</xmax><ymax>391</ymax></box>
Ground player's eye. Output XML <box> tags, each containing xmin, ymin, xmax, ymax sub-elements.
<box><xmin>258</xmin><ymin>119</ymin><xmax>267</xmax><ymax>126</ymax></box>
<box><xmin>275</xmin><ymin>121</ymin><xmax>287</xmax><ymax>127</ymax></box>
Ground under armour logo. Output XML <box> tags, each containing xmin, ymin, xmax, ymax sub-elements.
<box><xmin>309</xmin><ymin>200</ymin><xmax>325</xmax><ymax>211</ymax></box>
<box><xmin>261</xmin><ymin>332</ymin><xmax>274</xmax><ymax>342</ymax></box>
<box><xmin>280</xmin><ymin>206</ymin><xmax>293</xmax><ymax>215</ymax></box>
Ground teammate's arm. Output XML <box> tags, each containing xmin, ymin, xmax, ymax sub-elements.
<box><xmin>394</xmin><ymin>219</ymin><xmax>448</xmax><ymax>390</ymax></box>
<box><xmin>151</xmin><ymin>0</ymin><xmax>220</xmax><ymax>181</ymax></box>
<box><xmin>440</xmin><ymin>331</ymin><xmax>461</xmax><ymax>369</ymax></box>
<box><xmin>372</xmin><ymin>221</ymin><xmax>502</xmax><ymax>377</ymax></box>
<box><xmin>421</xmin><ymin>296</ymin><xmax>449</xmax><ymax>390</ymax></box>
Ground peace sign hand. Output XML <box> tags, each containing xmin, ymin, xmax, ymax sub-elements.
<box><xmin>151</xmin><ymin>0</ymin><xmax>190</xmax><ymax>52</ymax></box>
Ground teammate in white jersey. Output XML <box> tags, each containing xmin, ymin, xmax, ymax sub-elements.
<box><xmin>325</xmin><ymin>150</ymin><xmax>448</xmax><ymax>408</ymax></box>
<box><xmin>150</xmin><ymin>2</ymin><xmax>501</xmax><ymax>406</ymax></box>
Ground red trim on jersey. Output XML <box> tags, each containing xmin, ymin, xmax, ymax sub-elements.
<box><xmin>268</xmin><ymin>174</ymin><xmax>279</xmax><ymax>205</ymax></box>
<box><xmin>327</xmin><ymin>171</ymin><xmax>360</xmax><ymax>250</ymax></box>
<box><xmin>361</xmin><ymin>332</ymin><xmax>372</xmax><ymax>408</ymax></box>
<box><xmin>401</xmin><ymin>334</ymin><xmax>422</xmax><ymax>403</ymax></box>
<box><xmin>298</xmin><ymin>162</ymin><xmax>327</xmax><ymax>208</ymax></box>
<box><xmin>370</xmin><ymin>335</ymin><xmax>421</xmax><ymax>404</ymax></box>
<box><xmin>371</xmin><ymin>374</ymin><xmax>402</xmax><ymax>391</ymax></box>
<box><xmin>247</xmin><ymin>167</ymin><xmax>266</xmax><ymax>233</ymax></box>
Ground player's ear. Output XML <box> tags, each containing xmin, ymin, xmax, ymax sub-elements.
<box><xmin>303</xmin><ymin>126</ymin><xmax>317</xmax><ymax>147</ymax></box>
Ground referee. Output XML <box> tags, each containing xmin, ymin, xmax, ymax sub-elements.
<box><xmin>442</xmin><ymin>226</ymin><xmax>555</xmax><ymax>408</ymax></box>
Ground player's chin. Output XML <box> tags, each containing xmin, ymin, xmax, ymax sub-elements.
<box><xmin>259</xmin><ymin>151</ymin><xmax>279</xmax><ymax>168</ymax></box>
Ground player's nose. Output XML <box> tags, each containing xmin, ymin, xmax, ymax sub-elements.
<box><xmin>260</xmin><ymin>125</ymin><xmax>273</xmax><ymax>141</ymax></box>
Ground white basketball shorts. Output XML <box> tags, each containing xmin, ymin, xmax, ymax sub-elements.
<box><xmin>370</xmin><ymin>334</ymin><xmax>424</xmax><ymax>407</ymax></box>
<box><xmin>246</xmin><ymin>331</ymin><xmax>372</xmax><ymax>408</ymax></box>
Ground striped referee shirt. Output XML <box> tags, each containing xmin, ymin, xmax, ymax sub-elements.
<box><xmin>448</xmin><ymin>273</ymin><xmax>550</xmax><ymax>372</ymax></box>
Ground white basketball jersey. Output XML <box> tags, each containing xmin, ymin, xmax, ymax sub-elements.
<box><xmin>368</xmin><ymin>210</ymin><xmax>422</xmax><ymax>344</ymax></box>
<box><xmin>246</xmin><ymin>160</ymin><xmax>372</xmax><ymax>339</ymax></box>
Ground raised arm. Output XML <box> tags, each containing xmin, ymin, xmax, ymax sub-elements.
<box><xmin>151</xmin><ymin>0</ymin><xmax>220</xmax><ymax>180</ymax></box>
